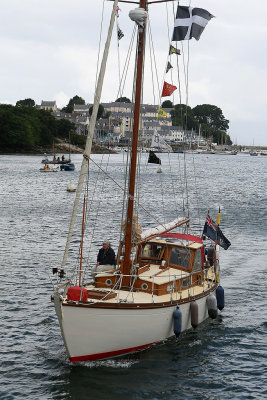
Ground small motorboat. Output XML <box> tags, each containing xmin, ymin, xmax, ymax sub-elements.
<box><xmin>60</xmin><ymin>163</ymin><xmax>75</xmax><ymax>171</ymax></box>
<box><xmin>40</xmin><ymin>164</ymin><xmax>58</xmax><ymax>172</ymax></box>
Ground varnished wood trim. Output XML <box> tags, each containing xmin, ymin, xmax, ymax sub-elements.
<box><xmin>138</xmin><ymin>264</ymin><xmax>150</xmax><ymax>275</ymax></box>
<box><xmin>63</xmin><ymin>284</ymin><xmax>218</xmax><ymax>310</ymax></box>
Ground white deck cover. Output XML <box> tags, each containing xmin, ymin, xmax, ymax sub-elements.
<box><xmin>141</xmin><ymin>217</ymin><xmax>187</xmax><ymax>240</ymax></box>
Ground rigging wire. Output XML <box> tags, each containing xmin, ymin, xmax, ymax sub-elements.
<box><xmin>88</xmin><ymin>156</ymin><xmax>170</xmax><ymax>230</ymax></box>
<box><xmin>147</xmin><ymin>19</ymin><xmax>156</xmax><ymax>105</ymax></box>
<box><xmin>116</xmin><ymin>17</ymin><xmax>122</xmax><ymax>99</ymax></box>
<box><xmin>167</xmin><ymin>152</ymin><xmax>178</xmax><ymax>216</ymax></box>
<box><xmin>115</xmin><ymin>25</ymin><xmax>137</xmax><ymax>101</ymax></box>
<box><xmin>94</xmin><ymin>0</ymin><xmax>106</xmax><ymax>94</ymax></box>
<box><xmin>147</xmin><ymin>17</ymin><xmax>161</xmax><ymax>105</ymax></box>
<box><xmin>192</xmin><ymin>154</ymin><xmax>202</xmax><ymax>233</ymax></box>
<box><xmin>83</xmin><ymin>154</ymin><xmax>113</xmax><ymax>277</ymax></box>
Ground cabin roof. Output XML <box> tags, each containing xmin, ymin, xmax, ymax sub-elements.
<box><xmin>160</xmin><ymin>232</ymin><xmax>203</xmax><ymax>243</ymax></box>
<box><xmin>147</xmin><ymin>232</ymin><xmax>203</xmax><ymax>249</ymax></box>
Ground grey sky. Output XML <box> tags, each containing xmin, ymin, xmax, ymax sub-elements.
<box><xmin>1</xmin><ymin>0</ymin><xmax>266</xmax><ymax>146</ymax></box>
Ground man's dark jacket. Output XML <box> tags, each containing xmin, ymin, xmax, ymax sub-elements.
<box><xmin>97</xmin><ymin>247</ymin><xmax>116</xmax><ymax>265</ymax></box>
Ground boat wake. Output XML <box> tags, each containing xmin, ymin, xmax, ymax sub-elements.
<box><xmin>79</xmin><ymin>359</ymin><xmax>138</xmax><ymax>369</ymax></box>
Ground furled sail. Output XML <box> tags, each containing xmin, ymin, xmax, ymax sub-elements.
<box><xmin>140</xmin><ymin>217</ymin><xmax>189</xmax><ymax>241</ymax></box>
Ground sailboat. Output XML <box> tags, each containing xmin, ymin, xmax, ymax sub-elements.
<box><xmin>150</xmin><ymin>129</ymin><xmax>172</xmax><ymax>153</ymax></box>
<box><xmin>60</xmin><ymin>133</ymin><xmax>75</xmax><ymax>171</ymax></box>
<box><xmin>51</xmin><ymin>1</ymin><xmax>230</xmax><ymax>362</ymax></box>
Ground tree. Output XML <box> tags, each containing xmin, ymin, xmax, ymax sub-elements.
<box><xmin>115</xmin><ymin>97</ymin><xmax>131</xmax><ymax>103</ymax></box>
<box><xmin>161</xmin><ymin>100</ymin><xmax>173</xmax><ymax>108</ymax></box>
<box><xmin>61</xmin><ymin>95</ymin><xmax>85</xmax><ymax>113</ymax></box>
<box><xmin>171</xmin><ymin>104</ymin><xmax>199</xmax><ymax>130</ymax></box>
<box><xmin>89</xmin><ymin>104</ymin><xmax>104</xmax><ymax>119</ymax></box>
<box><xmin>16</xmin><ymin>98</ymin><xmax>35</xmax><ymax>107</ymax></box>
<box><xmin>192</xmin><ymin>104</ymin><xmax>229</xmax><ymax>132</ymax></box>
<box><xmin>0</xmin><ymin>104</ymin><xmax>58</xmax><ymax>150</ymax></box>
<box><xmin>192</xmin><ymin>104</ymin><xmax>229</xmax><ymax>144</ymax></box>
<box><xmin>57</xmin><ymin>119</ymin><xmax>75</xmax><ymax>139</ymax></box>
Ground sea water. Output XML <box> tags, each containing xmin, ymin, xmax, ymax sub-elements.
<box><xmin>0</xmin><ymin>153</ymin><xmax>266</xmax><ymax>399</ymax></box>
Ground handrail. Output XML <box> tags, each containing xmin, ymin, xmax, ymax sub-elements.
<box><xmin>55</xmin><ymin>265</ymin><xmax>218</xmax><ymax>303</ymax></box>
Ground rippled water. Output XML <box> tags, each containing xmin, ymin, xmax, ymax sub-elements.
<box><xmin>0</xmin><ymin>153</ymin><xmax>266</xmax><ymax>399</ymax></box>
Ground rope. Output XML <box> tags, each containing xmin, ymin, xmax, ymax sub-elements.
<box><xmin>115</xmin><ymin>25</ymin><xmax>137</xmax><ymax>101</ymax></box>
<box><xmin>88</xmin><ymin>156</ymin><xmax>168</xmax><ymax>229</ymax></box>
<box><xmin>147</xmin><ymin>17</ymin><xmax>161</xmax><ymax>105</ymax></box>
<box><xmin>192</xmin><ymin>153</ymin><xmax>202</xmax><ymax>234</ymax></box>
<box><xmin>94</xmin><ymin>0</ymin><xmax>105</xmax><ymax>94</ymax></box>
<box><xmin>116</xmin><ymin>17</ymin><xmax>122</xmax><ymax>99</ymax></box>
<box><xmin>167</xmin><ymin>152</ymin><xmax>178</xmax><ymax>216</ymax></box>
<box><xmin>183</xmin><ymin>152</ymin><xmax>190</xmax><ymax>220</ymax></box>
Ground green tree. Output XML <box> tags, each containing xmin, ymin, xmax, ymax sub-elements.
<box><xmin>0</xmin><ymin>104</ymin><xmax>58</xmax><ymax>150</ymax></box>
<box><xmin>192</xmin><ymin>104</ymin><xmax>230</xmax><ymax>144</ymax></box>
<box><xmin>115</xmin><ymin>97</ymin><xmax>131</xmax><ymax>103</ymax></box>
<box><xmin>161</xmin><ymin>100</ymin><xmax>173</xmax><ymax>108</ymax></box>
<box><xmin>89</xmin><ymin>104</ymin><xmax>104</xmax><ymax>119</ymax></box>
<box><xmin>192</xmin><ymin>104</ymin><xmax>229</xmax><ymax>132</ymax></box>
<box><xmin>70</xmin><ymin>132</ymin><xmax>86</xmax><ymax>148</ymax></box>
<box><xmin>16</xmin><ymin>98</ymin><xmax>35</xmax><ymax>107</ymax></box>
<box><xmin>171</xmin><ymin>104</ymin><xmax>199</xmax><ymax>130</ymax></box>
<box><xmin>61</xmin><ymin>95</ymin><xmax>85</xmax><ymax>113</ymax></box>
<box><xmin>57</xmin><ymin>119</ymin><xmax>75</xmax><ymax>139</ymax></box>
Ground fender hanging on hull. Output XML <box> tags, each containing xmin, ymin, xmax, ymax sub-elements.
<box><xmin>173</xmin><ymin>307</ymin><xmax>182</xmax><ymax>337</ymax></box>
<box><xmin>216</xmin><ymin>285</ymin><xmax>225</xmax><ymax>311</ymax></box>
<box><xmin>207</xmin><ymin>293</ymin><xmax>218</xmax><ymax>319</ymax></box>
<box><xmin>190</xmin><ymin>301</ymin><xmax>199</xmax><ymax>329</ymax></box>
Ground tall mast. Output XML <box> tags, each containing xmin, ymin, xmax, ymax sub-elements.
<box><xmin>121</xmin><ymin>0</ymin><xmax>147</xmax><ymax>279</ymax></box>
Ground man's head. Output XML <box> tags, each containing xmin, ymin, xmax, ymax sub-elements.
<box><xmin>102</xmin><ymin>240</ymin><xmax>110</xmax><ymax>250</ymax></box>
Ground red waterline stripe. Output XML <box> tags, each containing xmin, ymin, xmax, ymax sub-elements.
<box><xmin>69</xmin><ymin>341</ymin><xmax>157</xmax><ymax>362</ymax></box>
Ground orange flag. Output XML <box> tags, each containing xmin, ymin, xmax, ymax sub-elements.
<box><xmin>162</xmin><ymin>81</ymin><xmax>177</xmax><ymax>97</ymax></box>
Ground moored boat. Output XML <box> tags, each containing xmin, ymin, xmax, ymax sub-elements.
<box><xmin>60</xmin><ymin>163</ymin><xmax>75</xmax><ymax>171</ymax></box>
<box><xmin>40</xmin><ymin>164</ymin><xmax>58</xmax><ymax>172</ymax></box>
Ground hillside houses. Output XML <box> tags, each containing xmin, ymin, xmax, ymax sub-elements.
<box><xmin>38</xmin><ymin>100</ymin><xmax>206</xmax><ymax>146</ymax></box>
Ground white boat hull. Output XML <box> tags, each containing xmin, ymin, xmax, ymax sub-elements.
<box><xmin>54</xmin><ymin>290</ymin><xmax>215</xmax><ymax>362</ymax></box>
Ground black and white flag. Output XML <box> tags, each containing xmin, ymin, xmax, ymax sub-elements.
<box><xmin>117</xmin><ymin>28</ymin><xmax>124</xmax><ymax>40</ymax></box>
<box><xmin>172</xmin><ymin>6</ymin><xmax>213</xmax><ymax>41</ymax></box>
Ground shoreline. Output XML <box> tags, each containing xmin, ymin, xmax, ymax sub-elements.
<box><xmin>0</xmin><ymin>142</ymin><xmax>116</xmax><ymax>155</ymax></box>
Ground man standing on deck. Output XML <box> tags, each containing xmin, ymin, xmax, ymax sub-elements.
<box><xmin>91</xmin><ymin>240</ymin><xmax>116</xmax><ymax>279</ymax></box>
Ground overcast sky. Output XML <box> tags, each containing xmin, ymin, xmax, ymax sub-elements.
<box><xmin>1</xmin><ymin>0</ymin><xmax>266</xmax><ymax>146</ymax></box>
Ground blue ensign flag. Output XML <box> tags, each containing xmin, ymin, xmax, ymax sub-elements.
<box><xmin>203</xmin><ymin>215</ymin><xmax>231</xmax><ymax>250</ymax></box>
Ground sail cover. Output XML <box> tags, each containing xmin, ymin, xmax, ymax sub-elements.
<box><xmin>141</xmin><ymin>217</ymin><xmax>188</xmax><ymax>241</ymax></box>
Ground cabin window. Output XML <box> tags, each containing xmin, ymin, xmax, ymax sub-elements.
<box><xmin>193</xmin><ymin>249</ymin><xmax>202</xmax><ymax>270</ymax></box>
<box><xmin>140</xmin><ymin>243</ymin><xmax>163</xmax><ymax>261</ymax></box>
<box><xmin>169</xmin><ymin>247</ymin><xmax>190</xmax><ymax>268</ymax></box>
<box><xmin>182</xmin><ymin>278</ymin><xmax>189</xmax><ymax>288</ymax></box>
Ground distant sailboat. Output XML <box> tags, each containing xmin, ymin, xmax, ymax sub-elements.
<box><xmin>151</xmin><ymin>130</ymin><xmax>172</xmax><ymax>153</ymax></box>
<box><xmin>250</xmin><ymin>138</ymin><xmax>258</xmax><ymax>156</ymax></box>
